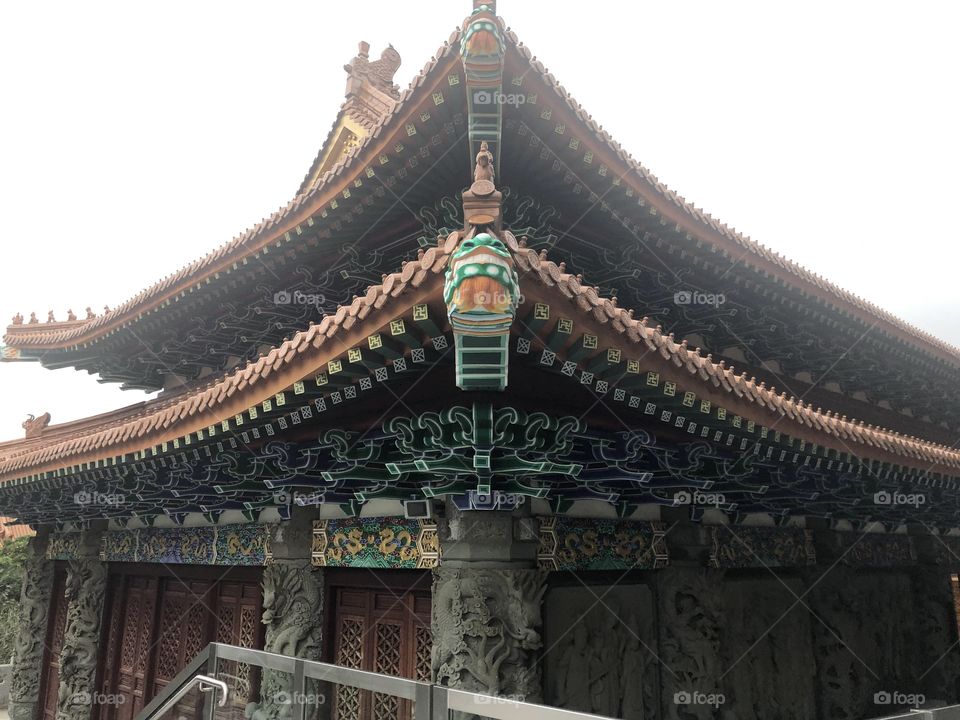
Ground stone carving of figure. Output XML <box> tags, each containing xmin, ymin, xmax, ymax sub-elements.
<box><xmin>67</xmin><ymin>309</ymin><xmax>76</xmax><ymax>321</ymax></box>
<box><xmin>620</xmin><ymin>614</ymin><xmax>648</xmax><ymax>719</ymax></box>
<box><xmin>28</xmin><ymin>312</ymin><xmax>38</xmax><ymax>324</ymax></box>
<box><xmin>85</xmin><ymin>307</ymin><xmax>95</xmax><ymax>319</ymax></box>
<box><xmin>588</xmin><ymin>632</ymin><xmax>617</xmax><ymax>716</ymax></box>
<box><xmin>11</xmin><ymin>313</ymin><xmax>23</xmax><ymax>325</ymax></box>
<box><xmin>554</xmin><ymin>623</ymin><xmax>592</xmax><ymax>709</ymax></box>
<box><xmin>474</xmin><ymin>141</ymin><xmax>495</xmax><ymax>184</ymax></box>
<box><xmin>46</xmin><ymin>310</ymin><xmax>55</xmax><ymax>323</ymax></box>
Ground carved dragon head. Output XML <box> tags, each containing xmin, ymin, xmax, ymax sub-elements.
<box><xmin>444</xmin><ymin>232</ymin><xmax>519</xmax><ymax>320</ymax></box>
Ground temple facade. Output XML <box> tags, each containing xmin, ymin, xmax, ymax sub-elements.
<box><xmin>3</xmin><ymin>3</ymin><xmax>960</xmax><ymax>720</ymax></box>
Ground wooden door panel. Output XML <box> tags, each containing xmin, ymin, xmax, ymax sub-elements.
<box><xmin>329</xmin><ymin>576</ymin><xmax>431</xmax><ymax>720</ymax></box>
<box><xmin>94</xmin><ymin>565</ymin><xmax>263</xmax><ymax>720</ymax></box>
<box><xmin>39</xmin><ymin>566</ymin><xmax>68</xmax><ymax>720</ymax></box>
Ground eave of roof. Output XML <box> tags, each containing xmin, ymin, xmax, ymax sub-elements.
<box><xmin>2</xmin><ymin>241</ymin><xmax>958</xmax><ymax>484</ymax></box>
<box><xmin>502</xmin><ymin>27</ymin><xmax>960</xmax><ymax>368</ymax></box>
<box><xmin>1</xmin><ymin>28</ymin><xmax>464</xmax><ymax>354</ymax></box>
<box><xmin>4</xmin><ymin>14</ymin><xmax>958</xmax><ymax>373</ymax></box>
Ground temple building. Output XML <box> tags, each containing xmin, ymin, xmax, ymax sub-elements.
<box><xmin>3</xmin><ymin>3</ymin><xmax>960</xmax><ymax>720</ymax></box>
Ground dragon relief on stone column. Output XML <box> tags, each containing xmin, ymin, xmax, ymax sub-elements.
<box><xmin>432</xmin><ymin>568</ymin><xmax>547</xmax><ymax>703</ymax></box>
<box><xmin>56</xmin><ymin>559</ymin><xmax>107</xmax><ymax>720</ymax></box>
<box><xmin>250</xmin><ymin>562</ymin><xmax>324</xmax><ymax>720</ymax></box>
<box><xmin>9</xmin><ymin>544</ymin><xmax>54</xmax><ymax>720</ymax></box>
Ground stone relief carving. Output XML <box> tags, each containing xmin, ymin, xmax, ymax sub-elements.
<box><xmin>657</xmin><ymin>568</ymin><xmax>724</xmax><ymax>720</ymax></box>
<box><xmin>249</xmin><ymin>562</ymin><xmax>324</xmax><ymax>720</ymax></box>
<box><xmin>432</xmin><ymin>568</ymin><xmax>546</xmax><ymax>705</ymax></box>
<box><xmin>910</xmin><ymin>568</ymin><xmax>960</xmax><ymax>704</ymax></box>
<box><xmin>806</xmin><ymin>569</ymin><xmax>916</xmax><ymax>720</ymax></box>
<box><xmin>719</xmin><ymin>577</ymin><xmax>816</xmax><ymax>720</ymax></box>
<box><xmin>56</xmin><ymin>559</ymin><xmax>107</xmax><ymax>720</ymax></box>
<box><xmin>9</xmin><ymin>541</ymin><xmax>53</xmax><ymax>720</ymax></box>
<box><xmin>543</xmin><ymin>585</ymin><xmax>658</xmax><ymax>720</ymax></box>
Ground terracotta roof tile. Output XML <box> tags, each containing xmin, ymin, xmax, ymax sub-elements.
<box><xmin>4</xmin><ymin>252</ymin><xmax>960</xmax><ymax>484</ymax></box>
<box><xmin>503</xmin><ymin>23</ymin><xmax>960</xmax><ymax>367</ymax></box>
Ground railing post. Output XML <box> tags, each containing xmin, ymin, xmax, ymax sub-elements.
<box><xmin>414</xmin><ymin>683</ymin><xmax>432</xmax><ymax>720</ymax></box>
<box><xmin>431</xmin><ymin>685</ymin><xmax>447</xmax><ymax>720</ymax></box>
<box><xmin>292</xmin><ymin>658</ymin><xmax>306</xmax><ymax>720</ymax></box>
<box><xmin>205</xmin><ymin>643</ymin><xmax>220</xmax><ymax>720</ymax></box>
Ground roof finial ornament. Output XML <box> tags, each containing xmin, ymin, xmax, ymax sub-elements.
<box><xmin>47</xmin><ymin>310</ymin><xmax>55</xmax><ymax>323</ymax></box>
<box><xmin>67</xmin><ymin>309</ymin><xmax>77</xmax><ymax>321</ymax></box>
<box><xmin>474</xmin><ymin>141</ymin><xmax>495</xmax><ymax>184</ymax></box>
<box><xmin>11</xmin><ymin>313</ymin><xmax>22</xmax><ymax>325</ymax></box>
<box><xmin>85</xmin><ymin>307</ymin><xmax>95</xmax><ymax>319</ymax></box>
<box><xmin>22</xmin><ymin>412</ymin><xmax>51</xmax><ymax>439</ymax></box>
<box><xmin>28</xmin><ymin>312</ymin><xmax>38</xmax><ymax>324</ymax></box>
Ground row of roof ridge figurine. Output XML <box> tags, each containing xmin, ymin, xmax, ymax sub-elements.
<box><xmin>11</xmin><ymin>307</ymin><xmax>109</xmax><ymax>325</ymax></box>
<box><xmin>7</xmin><ymin>144</ymin><xmax>498</xmax><ymax>329</ymax></box>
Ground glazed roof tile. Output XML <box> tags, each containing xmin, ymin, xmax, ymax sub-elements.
<box><xmin>2</xmin><ymin>242</ymin><xmax>959</xmax><ymax>483</ymax></box>
<box><xmin>505</xmin><ymin>26</ymin><xmax>960</xmax><ymax>364</ymax></box>
<box><xmin>2</xmin><ymin>29</ymin><xmax>463</xmax><ymax>353</ymax></box>
<box><xmin>5</xmin><ymin>18</ymin><xmax>960</xmax><ymax>376</ymax></box>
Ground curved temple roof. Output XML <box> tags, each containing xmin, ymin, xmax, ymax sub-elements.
<box><xmin>4</xmin><ymin>16</ymin><xmax>959</xmax><ymax>376</ymax></box>
<box><xmin>1</xmin><ymin>241</ymin><xmax>958</xmax><ymax>485</ymax></box>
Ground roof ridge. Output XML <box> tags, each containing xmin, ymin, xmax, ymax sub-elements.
<box><xmin>3</xmin><ymin>241</ymin><xmax>959</xmax><ymax>482</ymax></box>
<box><xmin>3</xmin><ymin>30</ymin><xmax>463</xmax><ymax>353</ymax></box>
<box><xmin>501</xmin><ymin>23</ymin><xmax>960</xmax><ymax>364</ymax></box>
<box><xmin>514</xmin><ymin>247</ymin><xmax>960</xmax><ymax>470</ymax></box>
<box><xmin>0</xmin><ymin>244</ymin><xmax>451</xmax><ymax>479</ymax></box>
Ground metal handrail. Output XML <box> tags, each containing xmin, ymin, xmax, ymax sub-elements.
<box><xmin>136</xmin><ymin>646</ymin><xmax>210</xmax><ymax>720</ymax></box>
<box><xmin>146</xmin><ymin>674</ymin><xmax>227</xmax><ymax>720</ymax></box>
<box><xmin>138</xmin><ymin>641</ymin><xmax>623</xmax><ymax>720</ymax></box>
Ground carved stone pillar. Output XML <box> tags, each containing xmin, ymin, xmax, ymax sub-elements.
<box><xmin>55</xmin><ymin>527</ymin><xmax>108</xmax><ymax>720</ymax></box>
<box><xmin>251</xmin><ymin>509</ymin><xmax>324</xmax><ymax>720</ymax></box>
<box><xmin>432</xmin><ymin>507</ymin><xmax>545</xmax><ymax>707</ymax></box>
<box><xmin>909</xmin><ymin>534</ymin><xmax>960</xmax><ymax>705</ymax></box>
<box><xmin>656</xmin><ymin>565</ymin><xmax>725</xmax><ymax>720</ymax></box>
<box><xmin>9</xmin><ymin>532</ymin><xmax>54</xmax><ymax>720</ymax></box>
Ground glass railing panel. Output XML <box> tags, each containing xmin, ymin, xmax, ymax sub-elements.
<box><xmin>144</xmin><ymin>682</ymin><xmax>205</xmax><ymax>720</ymax></box>
<box><xmin>213</xmin><ymin>656</ymin><xmax>275</xmax><ymax>720</ymax></box>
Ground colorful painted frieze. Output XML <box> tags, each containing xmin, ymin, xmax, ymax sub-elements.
<box><xmin>537</xmin><ymin>516</ymin><xmax>669</xmax><ymax>571</ymax></box>
<box><xmin>709</xmin><ymin>525</ymin><xmax>816</xmax><ymax>569</ymax></box>
<box><xmin>96</xmin><ymin>523</ymin><xmax>270</xmax><ymax>565</ymax></box>
<box><xmin>312</xmin><ymin>517</ymin><xmax>440</xmax><ymax>569</ymax></box>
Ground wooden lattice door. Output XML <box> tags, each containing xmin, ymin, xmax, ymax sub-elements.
<box><xmin>329</xmin><ymin>573</ymin><xmax>432</xmax><ymax>720</ymax></box>
<box><xmin>212</xmin><ymin>580</ymin><xmax>263</xmax><ymax>720</ymax></box>
<box><xmin>38</xmin><ymin>564</ymin><xmax>68</xmax><ymax>720</ymax></box>
<box><xmin>95</xmin><ymin>565</ymin><xmax>264</xmax><ymax>719</ymax></box>
<box><xmin>98</xmin><ymin>575</ymin><xmax>159</xmax><ymax>720</ymax></box>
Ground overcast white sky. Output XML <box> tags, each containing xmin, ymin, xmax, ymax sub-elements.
<box><xmin>0</xmin><ymin>1</ymin><xmax>957</xmax><ymax>442</ymax></box>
